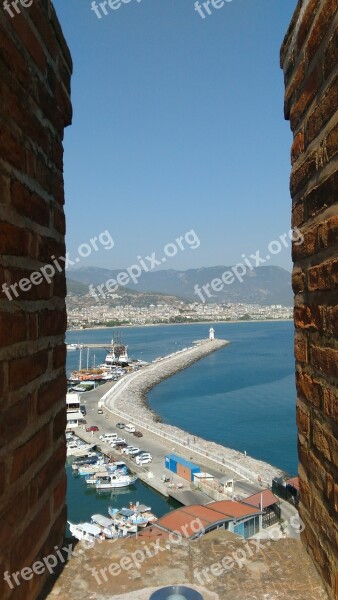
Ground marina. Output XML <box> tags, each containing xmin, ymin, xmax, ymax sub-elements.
<box><xmin>66</xmin><ymin>325</ymin><xmax>298</xmax><ymax>548</ymax></box>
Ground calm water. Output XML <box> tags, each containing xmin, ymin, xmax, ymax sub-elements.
<box><xmin>66</xmin><ymin>321</ymin><xmax>298</xmax><ymax>522</ymax></box>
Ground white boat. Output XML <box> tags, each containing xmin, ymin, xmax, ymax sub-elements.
<box><xmin>67</xmin><ymin>443</ymin><xmax>95</xmax><ymax>457</ymax></box>
<box><xmin>95</xmin><ymin>473</ymin><xmax>138</xmax><ymax>490</ymax></box>
<box><xmin>67</xmin><ymin>344</ymin><xmax>78</xmax><ymax>351</ymax></box>
<box><xmin>68</xmin><ymin>521</ymin><xmax>104</xmax><ymax>542</ymax></box>
<box><xmin>90</xmin><ymin>514</ymin><xmax>120</xmax><ymax>539</ymax></box>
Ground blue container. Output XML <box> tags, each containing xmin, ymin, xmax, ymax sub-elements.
<box><xmin>165</xmin><ymin>454</ymin><xmax>200</xmax><ymax>479</ymax></box>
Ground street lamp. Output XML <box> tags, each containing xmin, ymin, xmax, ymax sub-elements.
<box><xmin>149</xmin><ymin>586</ymin><xmax>204</xmax><ymax>600</ymax></box>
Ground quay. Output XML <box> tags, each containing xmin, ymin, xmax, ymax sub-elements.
<box><xmin>76</xmin><ymin>337</ymin><xmax>286</xmax><ymax>508</ymax></box>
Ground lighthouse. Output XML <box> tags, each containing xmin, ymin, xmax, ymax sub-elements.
<box><xmin>209</xmin><ymin>327</ymin><xmax>215</xmax><ymax>341</ymax></box>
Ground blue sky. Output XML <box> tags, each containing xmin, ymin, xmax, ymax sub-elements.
<box><xmin>53</xmin><ymin>0</ymin><xmax>297</xmax><ymax>272</ymax></box>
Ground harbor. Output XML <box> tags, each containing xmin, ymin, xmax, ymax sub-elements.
<box><xmin>68</xmin><ymin>331</ymin><xmax>290</xmax><ymax>516</ymax></box>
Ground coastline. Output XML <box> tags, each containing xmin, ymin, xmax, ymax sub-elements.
<box><xmin>103</xmin><ymin>339</ymin><xmax>286</xmax><ymax>485</ymax></box>
<box><xmin>67</xmin><ymin>318</ymin><xmax>293</xmax><ymax>333</ymax></box>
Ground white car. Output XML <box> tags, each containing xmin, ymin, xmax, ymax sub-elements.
<box><xmin>127</xmin><ymin>448</ymin><xmax>141</xmax><ymax>457</ymax></box>
<box><xmin>135</xmin><ymin>453</ymin><xmax>152</xmax><ymax>464</ymax></box>
<box><xmin>122</xmin><ymin>446</ymin><xmax>138</xmax><ymax>455</ymax></box>
<box><xmin>137</xmin><ymin>457</ymin><xmax>152</xmax><ymax>466</ymax></box>
<box><xmin>111</xmin><ymin>438</ymin><xmax>126</xmax><ymax>447</ymax></box>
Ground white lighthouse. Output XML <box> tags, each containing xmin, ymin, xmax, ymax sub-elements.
<box><xmin>209</xmin><ymin>327</ymin><xmax>215</xmax><ymax>341</ymax></box>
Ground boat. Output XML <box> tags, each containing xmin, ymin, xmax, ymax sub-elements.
<box><xmin>67</xmin><ymin>443</ymin><xmax>96</xmax><ymax>457</ymax></box>
<box><xmin>95</xmin><ymin>473</ymin><xmax>138</xmax><ymax>490</ymax></box>
<box><xmin>90</xmin><ymin>514</ymin><xmax>120</xmax><ymax>539</ymax></box>
<box><xmin>68</xmin><ymin>521</ymin><xmax>105</xmax><ymax>543</ymax></box>
<box><xmin>67</xmin><ymin>344</ymin><xmax>78</xmax><ymax>351</ymax></box>
<box><xmin>108</xmin><ymin>503</ymin><xmax>157</xmax><ymax>527</ymax></box>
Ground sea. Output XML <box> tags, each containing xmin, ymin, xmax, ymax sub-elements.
<box><xmin>66</xmin><ymin>321</ymin><xmax>298</xmax><ymax>523</ymax></box>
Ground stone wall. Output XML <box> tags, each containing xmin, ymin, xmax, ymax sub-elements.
<box><xmin>280</xmin><ymin>1</ymin><xmax>337</xmax><ymax>598</ymax></box>
<box><xmin>0</xmin><ymin>1</ymin><xmax>72</xmax><ymax>598</ymax></box>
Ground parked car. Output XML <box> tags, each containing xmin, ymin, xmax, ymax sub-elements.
<box><xmin>128</xmin><ymin>448</ymin><xmax>141</xmax><ymax>457</ymax></box>
<box><xmin>124</xmin><ymin>424</ymin><xmax>136</xmax><ymax>433</ymax></box>
<box><xmin>137</xmin><ymin>457</ymin><xmax>152</xmax><ymax>466</ymax></box>
<box><xmin>97</xmin><ymin>409</ymin><xmax>103</xmax><ymax>414</ymax></box>
<box><xmin>135</xmin><ymin>453</ymin><xmax>152</xmax><ymax>464</ymax></box>
<box><xmin>86</xmin><ymin>426</ymin><xmax>99</xmax><ymax>432</ymax></box>
<box><xmin>121</xmin><ymin>445</ymin><xmax>136</xmax><ymax>454</ymax></box>
<box><xmin>114</xmin><ymin>441</ymin><xmax>128</xmax><ymax>449</ymax></box>
<box><xmin>110</xmin><ymin>438</ymin><xmax>128</xmax><ymax>448</ymax></box>
<box><xmin>122</xmin><ymin>447</ymin><xmax>140</xmax><ymax>456</ymax></box>
<box><xmin>116</xmin><ymin>423</ymin><xmax>125</xmax><ymax>429</ymax></box>
<box><xmin>133</xmin><ymin>431</ymin><xmax>143</xmax><ymax>438</ymax></box>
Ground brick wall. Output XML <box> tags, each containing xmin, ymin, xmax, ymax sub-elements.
<box><xmin>0</xmin><ymin>1</ymin><xmax>72</xmax><ymax>598</ymax></box>
<box><xmin>281</xmin><ymin>1</ymin><xmax>337</xmax><ymax>598</ymax></box>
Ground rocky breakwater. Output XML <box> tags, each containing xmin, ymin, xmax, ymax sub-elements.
<box><xmin>104</xmin><ymin>339</ymin><xmax>285</xmax><ymax>484</ymax></box>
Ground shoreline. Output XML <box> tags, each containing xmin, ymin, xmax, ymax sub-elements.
<box><xmin>103</xmin><ymin>339</ymin><xmax>286</xmax><ymax>485</ymax></box>
<box><xmin>67</xmin><ymin>318</ymin><xmax>293</xmax><ymax>333</ymax></box>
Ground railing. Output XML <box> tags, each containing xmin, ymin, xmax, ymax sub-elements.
<box><xmin>102</xmin><ymin>400</ymin><xmax>267</xmax><ymax>486</ymax></box>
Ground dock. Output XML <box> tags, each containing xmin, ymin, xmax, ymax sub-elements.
<box><xmin>73</xmin><ymin>337</ymin><xmax>285</xmax><ymax>506</ymax></box>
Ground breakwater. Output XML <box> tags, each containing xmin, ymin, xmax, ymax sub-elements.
<box><xmin>102</xmin><ymin>339</ymin><xmax>285</xmax><ymax>485</ymax></box>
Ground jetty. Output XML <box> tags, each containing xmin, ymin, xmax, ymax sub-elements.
<box><xmin>79</xmin><ymin>337</ymin><xmax>285</xmax><ymax>505</ymax></box>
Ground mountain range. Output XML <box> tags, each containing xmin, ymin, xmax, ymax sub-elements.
<box><xmin>67</xmin><ymin>265</ymin><xmax>292</xmax><ymax>306</ymax></box>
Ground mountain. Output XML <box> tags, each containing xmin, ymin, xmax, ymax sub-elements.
<box><xmin>66</xmin><ymin>277</ymin><xmax>185</xmax><ymax>307</ymax></box>
<box><xmin>67</xmin><ymin>265</ymin><xmax>292</xmax><ymax>306</ymax></box>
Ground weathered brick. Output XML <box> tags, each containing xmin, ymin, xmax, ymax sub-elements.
<box><xmin>0</xmin><ymin>221</ymin><xmax>32</xmax><ymax>257</ymax></box>
<box><xmin>296</xmin><ymin>399</ymin><xmax>311</xmax><ymax>439</ymax></box>
<box><xmin>0</xmin><ymin>490</ymin><xmax>29</xmax><ymax>547</ymax></box>
<box><xmin>37</xmin><ymin>374</ymin><xmax>66</xmax><ymax>415</ymax></box>
<box><xmin>9</xmin><ymin>350</ymin><xmax>48</xmax><ymax>390</ymax></box>
<box><xmin>10</xmin><ymin>423</ymin><xmax>51</xmax><ymax>483</ymax></box>
<box><xmin>296</xmin><ymin>370</ymin><xmax>322</xmax><ymax>408</ymax></box>
<box><xmin>313</xmin><ymin>420</ymin><xmax>338</xmax><ymax>464</ymax></box>
<box><xmin>304</xmin><ymin>170</ymin><xmax>338</xmax><ymax>219</ymax></box>
<box><xmin>11</xmin><ymin>13</ymin><xmax>47</xmax><ymax>73</ymax></box>
<box><xmin>53</xmin><ymin>407</ymin><xmax>67</xmax><ymax>442</ymax></box>
<box><xmin>11</xmin><ymin>181</ymin><xmax>50</xmax><ymax>227</ymax></box>
<box><xmin>291</xmin><ymin>130</ymin><xmax>305</xmax><ymax>165</ymax></box>
<box><xmin>0</xmin><ymin>396</ymin><xmax>33</xmax><ymax>450</ymax></box>
<box><xmin>53</xmin><ymin>471</ymin><xmax>67</xmax><ymax>514</ymax></box>
<box><xmin>38</xmin><ymin>309</ymin><xmax>67</xmax><ymax>337</ymax></box>
<box><xmin>29</xmin><ymin>445</ymin><xmax>66</xmax><ymax>506</ymax></box>
<box><xmin>308</xmin><ymin>258</ymin><xmax>338</xmax><ymax>291</ymax></box>
<box><xmin>322</xmin><ymin>385</ymin><xmax>338</xmax><ymax>422</ymax></box>
<box><xmin>304</xmin><ymin>0</ymin><xmax>338</xmax><ymax>68</ymax></box>
<box><xmin>324</xmin><ymin>27</ymin><xmax>338</xmax><ymax>80</ymax></box>
<box><xmin>10</xmin><ymin>501</ymin><xmax>51</xmax><ymax>570</ymax></box>
<box><xmin>0</xmin><ymin>312</ymin><xmax>26</xmax><ymax>347</ymax></box>
<box><xmin>295</xmin><ymin>330</ymin><xmax>309</xmax><ymax>363</ymax></box>
<box><xmin>296</xmin><ymin>0</ymin><xmax>321</xmax><ymax>52</ymax></box>
<box><xmin>53</xmin><ymin>205</ymin><xmax>66</xmax><ymax>235</ymax></box>
<box><xmin>305</xmin><ymin>73</ymin><xmax>338</xmax><ymax>146</ymax></box>
<box><xmin>294</xmin><ymin>305</ymin><xmax>321</xmax><ymax>330</ymax></box>
<box><xmin>292</xmin><ymin>266</ymin><xmax>306</xmax><ymax>293</ymax></box>
<box><xmin>53</xmin><ymin>344</ymin><xmax>67</xmax><ymax>369</ymax></box>
<box><xmin>0</xmin><ymin>461</ymin><xmax>5</xmax><ymax>497</ymax></box>
<box><xmin>290</xmin><ymin>67</ymin><xmax>320</xmax><ymax>132</ymax></box>
<box><xmin>311</xmin><ymin>345</ymin><xmax>338</xmax><ymax>379</ymax></box>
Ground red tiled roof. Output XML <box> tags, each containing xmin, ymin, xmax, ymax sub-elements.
<box><xmin>156</xmin><ymin>505</ymin><xmax>229</xmax><ymax>537</ymax></box>
<box><xmin>207</xmin><ymin>500</ymin><xmax>261</xmax><ymax>518</ymax></box>
<box><xmin>241</xmin><ymin>489</ymin><xmax>280</xmax><ymax>510</ymax></box>
<box><xmin>156</xmin><ymin>501</ymin><xmax>261</xmax><ymax>538</ymax></box>
<box><xmin>286</xmin><ymin>477</ymin><xmax>300</xmax><ymax>490</ymax></box>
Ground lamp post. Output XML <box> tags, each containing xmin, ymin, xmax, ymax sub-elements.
<box><xmin>149</xmin><ymin>586</ymin><xmax>204</xmax><ymax>600</ymax></box>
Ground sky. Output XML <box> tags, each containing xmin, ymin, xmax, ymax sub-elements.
<box><xmin>53</xmin><ymin>0</ymin><xmax>298</xmax><ymax>273</ymax></box>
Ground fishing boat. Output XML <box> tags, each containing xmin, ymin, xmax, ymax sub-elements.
<box><xmin>108</xmin><ymin>503</ymin><xmax>157</xmax><ymax>527</ymax></box>
<box><xmin>95</xmin><ymin>473</ymin><xmax>137</xmax><ymax>490</ymax></box>
<box><xmin>90</xmin><ymin>514</ymin><xmax>121</xmax><ymax>539</ymax></box>
<box><xmin>68</xmin><ymin>521</ymin><xmax>105</xmax><ymax>543</ymax></box>
<box><xmin>67</xmin><ymin>443</ymin><xmax>96</xmax><ymax>457</ymax></box>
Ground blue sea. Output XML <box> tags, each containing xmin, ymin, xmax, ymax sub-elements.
<box><xmin>66</xmin><ymin>321</ymin><xmax>297</xmax><ymax>474</ymax></box>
